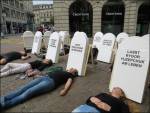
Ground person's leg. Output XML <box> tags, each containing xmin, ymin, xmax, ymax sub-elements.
<box><xmin>0</xmin><ymin>63</ymin><xmax>30</xmax><ymax>77</ymax></box>
<box><xmin>3</xmin><ymin>76</ymin><xmax>55</xmax><ymax>109</ymax></box>
<box><xmin>4</xmin><ymin>77</ymin><xmax>46</xmax><ymax>100</ymax></box>
<box><xmin>72</xmin><ymin>104</ymin><xmax>100</xmax><ymax>113</ymax></box>
<box><xmin>0</xmin><ymin>63</ymin><xmax>11</xmax><ymax>73</ymax></box>
<box><xmin>0</xmin><ymin>58</ymin><xmax>7</xmax><ymax>65</ymax></box>
<box><xmin>9</xmin><ymin>63</ymin><xmax>31</xmax><ymax>74</ymax></box>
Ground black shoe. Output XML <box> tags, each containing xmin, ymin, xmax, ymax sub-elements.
<box><xmin>0</xmin><ymin>103</ymin><xmax>4</xmax><ymax>112</ymax></box>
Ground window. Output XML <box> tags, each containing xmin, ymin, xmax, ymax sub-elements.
<box><xmin>101</xmin><ymin>0</ymin><xmax>125</xmax><ymax>36</ymax></box>
<box><xmin>4</xmin><ymin>7</ymin><xmax>10</xmax><ymax>17</ymax></box>
<box><xmin>136</xmin><ymin>3</ymin><xmax>150</xmax><ymax>36</ymax></box>
<box><xmin>69</xmin><ymin>0</ymin><xmax>93</xmax><ymax>37</ymax></box>
<box><xmin>16</xmin><ymin>1</ymin><xmax>19</xmax><ymax>8</ymax></box>
<box><xmin>20</xmin><ymin>3</ymin><xmax>23</xmax><ymax>10</ymax></box>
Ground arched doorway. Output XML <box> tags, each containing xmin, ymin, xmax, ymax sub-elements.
<box><xmin>69</xmin><ymin>0</ymin><xmax>93</xmax><ymax>37</ymax></box>
<box><xmin>101</xmin><ymin>0</ymin><xmax>125</xmax><ymax>36</ymax></box>
<box><xmin>136</xmin><ymin>3</ymin><xmax>150</xmax><ymax>36</ymax></box>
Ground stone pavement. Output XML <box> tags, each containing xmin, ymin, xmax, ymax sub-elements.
<box><xmin>0</xmin><ymin>35</ymin><xmax>150</xmax><ymax>113</ymax></box>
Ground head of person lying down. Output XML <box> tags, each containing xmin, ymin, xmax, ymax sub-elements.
<box><xmin>66</xmin><ymin>68</ymin><xmax>78</xmax><ymax>76</ymax></box>
<box><xmin>110</xmin><ymin>87</ymin><xmax>126</xmax><ymax>100</ymax></box>
<box><xmin>42</xmin><ymin>59</ymin><xmax>53</xmax><ymax>66</ymax></box>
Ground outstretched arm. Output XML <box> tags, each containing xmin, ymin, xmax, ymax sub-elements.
<box><xmin>27</xmin><ymin>69</ymin><xmax>42</xmax><ymax>77</ymax></box>
<box><xmin>59</xmin><ymin>78</ymin><xmax>73</xmax><ymax>96</ymax></box>
<box><xmin>21</xmin><ymin>55</ymin><xmax>31</xmax><ymax>60</ymax></box>
<box><xmin>90</xmin><ymin>97</ymin><xmax>111</xmax><ymax>112</ymax></box>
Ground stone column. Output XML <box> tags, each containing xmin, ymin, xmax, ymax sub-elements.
<box><xmin>92</xmin><ymin>0</ymin><xmax>105</xmax><ymax>36</ymax></box>
<box><xmin>124</xmin><ymin>0</ymin><xmax>138</xmax><ymax>36</ymax></box>
<box><xmin>53</xmin><ymin>1</ymin><xmax>73</xmax><ymax>32</ymax></box>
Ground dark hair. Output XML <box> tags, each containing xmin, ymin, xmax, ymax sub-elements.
<box><xmin>47</xmin><ymin>59</ymin><xmax>53</xmax><ymax>66</ymax></box>
<box><xmin>119</xmin><ymin>90</ymin><xmax>126</xmax><ymax>101</ymax></box>
<box><xmin>23</xmin><ymin>52</ymin><xmax>27</xmax><ymax>56</ymax></box>
<box><xmin>74</xmin><ymin>70</ymin><xmax>78</xmax><ymax>76</ymax></box>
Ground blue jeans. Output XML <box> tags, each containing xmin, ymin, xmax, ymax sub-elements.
<box><xmin>0</xmin><ymin>76</ymin><xmax>55</xmax><ymax>109</ymax></box>
<box><xmin>72</xmin><ymin>104</ymin><xmax>100</xmax><ymax>113</ymax></box>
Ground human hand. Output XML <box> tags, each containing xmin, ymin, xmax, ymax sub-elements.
<box><xmin>59</xmin><ymin>89</ymin><xmax>67</xmax><ymax>96</ymax></box>
<box><xmin>26</xmin><ymin>69</ymin><xmax>33</xmax><ymax>74</ymax></box>
<box><xmin>90</xmin><ymin>97</ymin><xmax>101</xmax><ymax>104</ymax></box>
<box><xmin>27</xmin><ymin>70</ymin><xmax>41</xmax><ymax>77</ymax></box>
<box><xmin>96</xmin><ymin>101</ymin><xmax>111</xmax><ymax>111</ymax></box>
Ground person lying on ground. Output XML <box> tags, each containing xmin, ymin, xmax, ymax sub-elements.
<box><xmin>72</xmin><ymin>87</ymin><xmax>130</xmax><ymax>113</ymax></box>
<box><xmin>0</xmin><ymin>51</ymin><xmax>31</xmax><ymax>65</ymax></box>
<box><xmin>0</xmin><ymin>59</ymin><xmax>52</xmax><ymax>77</ymax></box>
<box><xmin>0</xmin><ymin>68</ymin><xmax>78</xmax><ymax>110</ymax></box>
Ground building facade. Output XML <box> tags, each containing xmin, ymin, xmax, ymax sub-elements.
<box><xmin>54</xmin><ymin>0</ymin><xmax>150</xmax><ymax>37</ymax></box>
<box><xmin>33</xmin><ymin>4</ymin><xmax>54</xmax><ymax>29</ymax></box>
<box><xmin>21</xmin><ymin>0</ymin><xmax>35</xmax><ymax>31</ymax></box>
<box><xmin>0</xmin><ymin>0</ymin><xmax>34</xmax><ymax>35</ymax></box>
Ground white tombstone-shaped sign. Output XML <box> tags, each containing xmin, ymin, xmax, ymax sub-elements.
<box><xmin>97</xmin><ymin>33</ymin><xmax>116</xmax><ymax>63</ymax></box>
<box><xmin>116</xmin><ymin>32</ymin><xmax>128</xmax><ymax>45</ymax></box>
<box><xmin>43</xmin><ymin>31</ymin><xmax>52</xmax><ymax>47</ymax></box>
<box><xmin>109</xmin><ymin>37</ymin><xmax>149</xmax><ymax>103</ymax></box>
<box><xmin>59</xmin><ymin>31</ymin><xmax>70</xmax><ymax>45</ymax></box>
<box><xmin>142</xmin><ymin>34</ymin><xmax>150</xmax><ymax>38</ymax></box>
<box><xmin>23</xmin><ymin>31</ymin><xmax>34</xmax><ymax>37</ymax></box>
<box><xmin>31</xmin><ymin>31</ymin><xmax>43</xmax><ymax>54</ymax></box>
<box><xmin>23</xmin><ymin>31</ymin><xmax>34</xmax><ymax>50</ymax></box>
<box><xmin>92</xmin><ymin>32</ymin><xmax>103</xmax><ymax>49</ymax></box>
<box><xmin>129</xmin><ymin>36</ymin><xmax>141</xmax><ymax>38</ymax></box>
<box><xmin>43</xmin><ymin>31</ymin><xmax>51</xmax><ymax>40</ymax></box>
<box><xmin>46</xmin><ymin>32</ymin><xmax>61</xmax><ymax>63</ymax></box>
<box><xmin>59</xmin><ymin>31</ymin><xmax>70</xmax><ymax>51</ymax></box>
<box><xmin>66</xmin><ymin>32</ymin><xmax>89</xmax><ymax>76</ymax></box>
<box><xmin>44</xmin><ymin>31</ymin><xmax>51</xmax><ymax>37</ymax></box>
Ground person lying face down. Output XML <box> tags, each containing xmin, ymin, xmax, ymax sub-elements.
<box><xmin>0</xmin><ymin>51</ymin><xmax>31</xmax><ymax>65</ymax></box>
<box><xmin>0</xmin><ymin>68</ymin><xmax>78</xmax><ymax>110</ymax></box>
<box><xmin>0</xmin><ymin>59</ymin><xmax>53</xmax><ymax>77</ymax></box>
<box><xmin>72</xmin><ymin>87</ymin><xmax>131</xmax><ymax>113</ymax></box>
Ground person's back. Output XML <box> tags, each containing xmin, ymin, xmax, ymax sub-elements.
<box><xmin>29</xmin><ymin>59</ymin><xmax>52</xmax><ymax>71</ymax></box>
<box><xmin>1</xmin><ymin>51</ymin><xmax>22</xmax><ymax>62</ymax></box>
<box><xmin>0</xmin><ymin>51</ymin><xmax>30</xmax><ymax>65</ymax></box>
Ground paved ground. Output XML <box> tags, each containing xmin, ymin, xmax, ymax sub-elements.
<box><xmin>0</xmin><ymin>35</ymin><xmax>150</xmax><ymax>113</ymax></box>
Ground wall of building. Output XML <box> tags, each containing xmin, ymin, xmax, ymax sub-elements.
<box><xmin>1</xmin><ymin>0</ymin><xmax>34</xmax><ymax>35</ymax></box>
<box><xmin>21</xmin><ymin>0</ymin><xmax>35</xmax><ymax>31</ymax></box>
<box><xmin>54</xmin><ymin>0</ymin><xmax>149</xmax><ymax>37</ymax></box>
<box><xmin>33</xmin><ymin>4</ymin><xmax>53</xmax><ymax>28</ymax></box>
